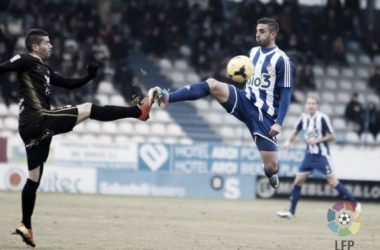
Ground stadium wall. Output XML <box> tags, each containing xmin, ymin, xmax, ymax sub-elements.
<box><xmin>0</xmin><ymin>137</ymin><xmax>379</xmax><ymax>201</ymax></box>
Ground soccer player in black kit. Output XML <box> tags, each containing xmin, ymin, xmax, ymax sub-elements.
<box><xmin>0</xmin><ymin>29</ymin><xmax>155</xmax><ymax>247</ymax></box>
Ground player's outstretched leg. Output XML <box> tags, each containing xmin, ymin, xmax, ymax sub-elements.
<box><xmin>137</xmin><ymin>91</ymin><xmax>155</xmax><ymax>121</ymax></box>
<box><xmin>86</xmin><ymin>88</ymin><xmax>155</xmax><ymax>123</ymax></box>
<box><xmin>334</xmin><ymin>182</ymin><xmax>358</xmax><ymax>204</ymax></box>
<box><xmin>153</xmin><ymin>86</ymin><xmax>170</xmax><ymax>108</ymax></box>
<box><xmin>327</xmin><ymin>175</ymin><xmax>361</xmax><ymax>213</ymax></box>
<box><xmin>153</xmin><ymin>81</ymin><xmax>211</xmax><ymax>108</ymax></box>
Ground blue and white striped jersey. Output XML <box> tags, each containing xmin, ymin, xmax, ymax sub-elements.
<box><xmin>246</xmin><ymin>46</ymin><xmax>293</xmax><ymax>119</ymax></box>
<box><xmin>295</xmin><ymin>111</ymin><xmax>335</xmax><ymax>156</ymax></box>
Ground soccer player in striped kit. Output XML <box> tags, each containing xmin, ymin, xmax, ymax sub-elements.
<box><xmin>153</xmin><ymin>17</ymin><xmax>293</xmax><ymax>189</ymax></box>
<box><xmin>277</xmin><ymin>97</ymin><xmax>361</xmax><ymax>219</ymax></box>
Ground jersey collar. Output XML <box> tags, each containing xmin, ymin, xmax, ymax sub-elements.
<box><xmin>30</xmin><ymin>53</ymin><xmax>44</xmax><ymax>64</ymax></box>
<box><xmin>308</xmin><ymin>111</ymin><xmax>319</xmax><ymax>119</ymax></box>
<box><xmin>260</xmin><ymin>46</ymin><xmax>277</xmax><ymax>54</ymax></box>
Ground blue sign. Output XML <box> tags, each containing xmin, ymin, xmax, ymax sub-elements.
<box><xmin>138</xmin><ymin>143</ymin><xmax>170</xmax><ymax>171</ymax></box>
<box><xmin>97</xmin><ymin>169</ymin><xmax>256</xmax><ymax>200</ymax></box>
<box><xmin>137</xmin><ymin>143</ymin><xmax>321</xmax><ymax>178</ymax></box>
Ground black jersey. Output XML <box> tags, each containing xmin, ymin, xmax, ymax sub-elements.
<box><xmin>0</xmin><ymin>53</ymin><xmax>93</xmax><ymax>126</ymax></box>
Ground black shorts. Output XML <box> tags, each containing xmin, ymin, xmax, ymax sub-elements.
<box><xmin>19</xmin><ymin>106</ymin><xmax>78</xmax><ymax>170</ymax></box>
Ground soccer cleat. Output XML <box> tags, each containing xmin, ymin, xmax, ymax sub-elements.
<box><xmin>263</xmin><ymin>165</ymin><xmax>279</xmax><ymax>189</ymax></box>
<box><xmin>268</xmin><ymin>174</ymin><xmax>280</xmax><ymax>189</ymax></box>
<box><xmin>12</xmin><ymin>223</ymin><xmax>36</xmax><ymax>247</ymax></box>
<box><xmin>277</xmin><ymin>211</ymin><xmax>294</xmax><ymax>220</ymax></box>
<box><xmin>153</xmin><ymin>87</ymin><xmax>170</xmax><ymax>108</ymax></box>
<box><xmin>352</xmin><ymin>202</ymin><xmax>362</xmax><ymax>220</ymax></box>
<box><xmin>137</xmin><ymin>88</ymin><xmax>155</xmax><ymax>121</ymax></box>
<box><xmin>355</xmin><ymin>202</ymin><xmax>362</xmax><ymax>214</ymax></box>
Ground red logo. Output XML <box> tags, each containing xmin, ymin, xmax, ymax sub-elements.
<box><xmin>4</xmin><ymin>167</ymin><xmax>25</xmax><ymax>191</ymax></box>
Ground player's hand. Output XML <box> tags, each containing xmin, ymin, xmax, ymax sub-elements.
<box><xmin>307</xmin><ymin>138</ymin><xmax>320</xmax><ymax>145</ymax></box>
<box><xmin>87</xmin><ymin>63</ymin><xmax>99</xmax><ymax>78</ymax></box>
<box><xmin>283</xmin><ymin>140</ymin><xmax>291</xmax><ymax>151</ymax></box>
<box><xmin>269</xmin><ymin>123</ymin><xmax>282</xmax><ymax>137</ymax></box>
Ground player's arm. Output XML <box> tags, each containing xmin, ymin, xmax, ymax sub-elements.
<box><xmin>283</xmin><ymin>115</ymin><xmax>302</xmax><ymax>150</ymax></box>
<box><xmin>283</xmin><ymin>130</ymin><xmax>299</xmax><ymax>150</ymax></box>
<box><xmin>49</xmin><ymin>63</ymin><xmax>98</xmax><ymax>90</ymax></box>
<box><xmin>0</xmin><ymin>54</ymin><xmax>28</xmax><ymax>75</ymax></box>
<box><xmin>269</xmin><ymin>56</ymin><xmax>294</xmax><ymax>137</ymax></box>
<box><xmin>307</xmin><ymin>132</ymin><xmax>335</xmax><ymax>145</ymax></box>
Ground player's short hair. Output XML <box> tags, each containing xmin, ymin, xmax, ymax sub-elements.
<box><xmin>25</xmin><ymin>29</ymin><xmax>49</xmax><ymax>52</ymax></box>
<box><xmin>257</xmin><ymin>17</ymin><xmax>279</xmax><ymax>34</ymax></box>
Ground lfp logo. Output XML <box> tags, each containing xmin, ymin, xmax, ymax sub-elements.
<box><xmin>327</xmin><ymin>201</ymin><xmax>362</xmax><ymax>236</ymax></box>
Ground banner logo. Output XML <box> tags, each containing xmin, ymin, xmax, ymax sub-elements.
<box><xmin>327</xmin><ymin>201</ymin><xmax>362</xmax><ymax>236</ymax></box>
<box><xmin>4</xmin><ymin>167</ymin><xmax>26</xmax><ymax>191</ymax></box>
<box><xmin>140</xmin><ymin>144</ymin><xmax>168</xmax><ymax>172</ymax></box>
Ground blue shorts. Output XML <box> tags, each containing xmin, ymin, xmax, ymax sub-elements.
<box><xmin>221</xmin><ymin>85</ymin><xmax>277</xmax><ymax>148</ymax></box>
<box><xmin>299</xmin><ymin>154</ymin><xmax>333</xmax><ymax>176</ymax></box>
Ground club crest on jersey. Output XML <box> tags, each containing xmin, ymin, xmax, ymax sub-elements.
<box><xmin>306</xmin><ymin>129</ymin><xmax>319</xmax><ymax>139</ymax></box>
<box><xmin>266</xmin><ymin>63</ymin><xmax>272</xmax><ymax>72</ymax></box>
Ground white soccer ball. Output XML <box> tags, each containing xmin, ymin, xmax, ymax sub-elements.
<box><xmin>338</xmin><ymin>212</ymin><xmax>351</xmax><ymax>225</ymax></box>
<box><xmin>226</xmin><ymin>55</ymin><xmax>254</xmax><ymax>83</ymax></box>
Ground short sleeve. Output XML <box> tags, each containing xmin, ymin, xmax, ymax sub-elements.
<box><xmin>295</xmin><ymin>115</ymin><xmax>303</xmax><ymax>132</ymax></box>
<box><xmin>321</xmin><ymin>116</ymin><xmax>334</xmax><ymax>134</ymax></box>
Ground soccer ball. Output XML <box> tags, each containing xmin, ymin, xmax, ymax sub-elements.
<box><xmin>226</xmin><ymin>55</ymin><xmax>254</xmax><ymax>83</ymax></box>
<box><xmin>338</xmin><ymin>213</ymin><xmax>351</xmax><ymax>225</ymax></box>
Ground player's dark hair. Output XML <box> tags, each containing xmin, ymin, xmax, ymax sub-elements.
<box><xmin>25</xmin><ymin>29</ymin><xmax>49</xmax><ymax>52</ymax></box>
<box><xmin>257</xmin><ymin>17</ymin><xmax>279</xmax><ymax>34</ymax></box>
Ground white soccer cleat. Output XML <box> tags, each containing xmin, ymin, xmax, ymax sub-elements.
<box><xmin>153</xmin><ymin>87</ymin><xmax>170</xmax><ymax>108</ymax></box>
<box><xmin>355</xmin><ymin>202</ymin><xmax>362</xmax><ymax>213</ymax></box>
<box><xmin>277</xmin><ymin>211</ymin><xmax>294</xmax><ymax>220</ymax></box>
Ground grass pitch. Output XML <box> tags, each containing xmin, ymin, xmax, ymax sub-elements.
<box><xmin>0</xmin><ymin>191</ymin><xmax>379</xmax><ymax>250</ymax></box>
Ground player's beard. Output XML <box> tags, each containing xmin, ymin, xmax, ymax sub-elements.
<box><xmin>38</xmin><ymin>48</ymin><xmax>51</xmax><ymax>59</ymax></box>
<box><xmin>257</xmin><ymin>36</ymin><xmax>271</xmax><ymax>48</ymax></box>
<box><xmin>43</xmin><ymin>50</ymin><xmax>51</xmax><ymax>59</ymax></box>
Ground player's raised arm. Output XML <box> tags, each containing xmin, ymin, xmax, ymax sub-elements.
<box><xmin>0</xmin><ymin>54</ymin><xmax>30</xmax><ymax>75</ymax></box>
<box><xmin>48</xmin><ymin>63</ymin><xmax>98</xmax><ymax>90</ymax></box>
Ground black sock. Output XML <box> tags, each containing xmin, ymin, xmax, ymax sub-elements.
<box><xmin>90</xmin><ymin>105</ymin><xmax>141</xmax><ymax>121</ymax></box>
<box><xmin>264</xmin><ymin>165</ymin><xmax>279</xmax><ymax>178</ymax></box>
<box><xmin>21</xmin><ymin>179</ymin><xmax>39</xmax><ymax>229</ymax></box>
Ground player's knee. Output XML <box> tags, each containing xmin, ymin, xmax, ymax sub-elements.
<box><xmin>327</xmin><ymin>177</ymin><xmax>338</xmax><ymax>187</ymax></box>
<box><xmin>78</xmin><ymin>102</ymin><xmax>92</xmax><ymax>115</ymax></box>
<box><xmin>266</xmin><ymin>161</ymin><xmax>279</xmax><ymax>174</ymax></box>
<box><xmin>294</xmin><ymin>178</ymin><xmax>304</xmax><ymax>185</ymax></box>
<box><xmin>206</xmin><ymin>78</ymin><xmax>221</xmax><ymax>92</ymax></box>
<box><xmin>28</xmin><ymin>167</ymin><xmax>41</xmax><ymax>183</ymax></box>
